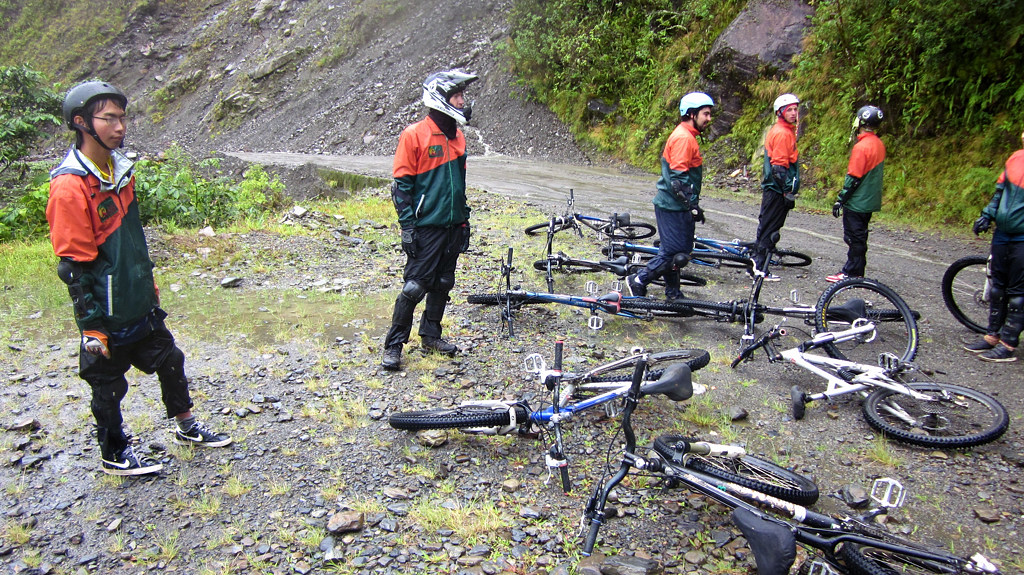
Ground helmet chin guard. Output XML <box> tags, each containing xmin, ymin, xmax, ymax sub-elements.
<box><xmin>423</xmin><ymin>69</ymin><xmax>478</xmax><ymax>124</ymax></box>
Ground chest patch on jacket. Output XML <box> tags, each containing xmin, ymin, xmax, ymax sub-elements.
<box><xmin>97</xmin><ymin>197</ymin><xmax>119</xmax><ymax>222</ymax></box>
<box><xmin>427</xmin><ymin>145</ymin><xmax>444</xmax><ymax>158</ymax></box>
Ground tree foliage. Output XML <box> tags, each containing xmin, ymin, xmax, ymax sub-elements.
<box><xmin>0</xmin><ymin>64</ymin><xmax>61</xmax><ymax>175</ymax></box>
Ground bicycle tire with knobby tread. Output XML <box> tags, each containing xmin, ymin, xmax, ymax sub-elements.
<box><xmin>771</xmin><ymin>249</ymin><xmax>812</xmax><ymax>268</ymax></box>
<box><xmin>619</xmin><ymin>297</ymin><xmax>696</xmax><ymax>317</ymax></box>
<box><xmin>580</xmin><ymin>349</ymin><xmax>711</xmax><ymax>384</ymax></box>
<box><xmin>605</xmin><ymin>222</ymin><xmax>657</xmax><ymax>240</ymax></box>
<box><xmin>838</xmin><ymin>540</ymin><xmax>966</xmax><ymax>575</ymax></box>
<box><xmin>653</xmin><ymin>435</ymin><xmax>819</xmax><ymax>505</ymax></box>
<box><xmin>861</xmin><ymin>382</ymin><xmax>1009</xmax><ymax>448</ymax></box>
<box><xmin>690</xmin><ymin>251</ymin><xmax>752</xmax><ymax>269</ymax></box>
<box><xmin>467</xmin><ymin>293</ymin><xmax>546</xmax><ymax>307</ymax></box>
<box><xmin>532</xmin><ymin>258</ymin><xmax>603</xmax><ymax>274</ymax></box>
<box><xmin>388</xmin><ymin>405</ymin><xmax>530</xmax><ymax>431</ymax></box>
<box><xmin>524</xmin><ymin>220</ymin><xmax>575</xmax><ymax>236</ymax></box>
<box><xmin>940</xmin><ymin>255</ymin><xmax>988</xmax><ymax>334</ymax></box>
<box><xmin>814</xmin><ymin>277</ymin><xmax>918</xmax><ymax>363</ymax></box>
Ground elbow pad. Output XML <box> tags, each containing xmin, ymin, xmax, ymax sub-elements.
<box><xmin>57</xmin><ymin>258</ymin><xmax>96</xmax><ymax>322</ymax></box>
<box><xmin>670</xmin><ymin>179</ymin><xmax>693</xmax><ymax>208</ymax></box>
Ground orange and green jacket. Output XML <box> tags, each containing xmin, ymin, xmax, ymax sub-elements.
<box><xmin>983</xmin><ymin>149</ymin><xmax>1024</xmax><ymax>236</ymax></box>
<box><xmin>838</xmin><ymin>132</ymin><xmax>885</xmax><ymax>214</ymax></box>
<box><xmin>761</xmin><ymin>118</ymin><xmax>800</xmax><ymax>196</ymax></box>
<box><xmin>391</xmin><ymin>115</ymin><xmax>470</xmax><ymax>228</ymax></box>
<box><xmin>46</xmin><ymin>148</ymin><xmax>158</xmax><ymax>333</ymax></box>
<box><xmin>653</xmin><ymin>122</ymin><xmax>703</xmax><ymax>212</ymax></box>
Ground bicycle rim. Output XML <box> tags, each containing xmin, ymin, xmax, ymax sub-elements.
<box><xmin>581</xmin><ymin>349</ymin><xmax>712</xmax><ymax>384</ymax></box>
<box><xmin>690</xmin><ymin>251</ymin><xmax>752</xmax><ymax>269</ymax></box>
<box><xmin>532</xmin><ymin>258</ymin><xmax>602</xmax><ymax>274</ymax></box>
<box><xmin>862</xmin><ymin>382</ymin><xmax>1009</xmax><ymax>448</ymax></box>
<box><xmin>525</xmin><ymin>220</ymin><xmax>574</xmax><ymax>236</ymax></box>
<box><xmin>839</xmin><ymin>541</ymin><xmax>968</xmax><ymax>575</ymax></box>
<box><xmin>940</xmin><ymin>255</ymin><xmax>988</xmax><ymax>334</ymax></box>
<box><xmin>815</xmin><ymin>277</ymin><xmax>918</xmax><ymax>363</ymax></box>
<box><xmin>609</xmin><ymin>222</ymin><xmax>657</xmax><ymax>240</ymax></box>
<box><xmin>653</xmin><ymin>435</ymin><xmax>819</xmax><ymax>505</ymax></box>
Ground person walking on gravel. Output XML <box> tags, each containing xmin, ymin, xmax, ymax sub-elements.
<box><xmin>46</xmin><ymin>81</ymin><xmax>232</xmax><ymax>476</ymax></box>
<box><xmin>628</xmin><ymin>92</ymin><xmax>714</xmax><ymax>300</ymax></box>
<box><xmin>828</xmin><ymin>105</ymin><xmax>886</xmax><ymax>283</ymax></box>
<box><xmin>381</xmin><ymin>69</ymin><xmax>477</xmax><ymax>371</ymax></box>
<box><xmin>965</xmin><ymin>129</ymin><xmax>1024</xmax><ymax>363</ymax></box>
<box><xmin>752</xmin><ymin>93</ymin><xmax>801</xmax><ymax>281</ymax></box>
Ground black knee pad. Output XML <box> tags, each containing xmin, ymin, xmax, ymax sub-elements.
<box><xmin>400</xmin><ymin>280</ymin><xmax>426</xmax><ymax>303</ymax></box>
<box><xmin>437</xmin><ymin>274</ymin><xmax>455</xmax><ymax>294</ymax></box>
<box><xmin>1007</xmin><ymin>295</ymin><xmax>1024</xmax><ymax>313</ymax></box>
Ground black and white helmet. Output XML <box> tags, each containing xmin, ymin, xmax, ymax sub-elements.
<box><xmin>854</xmin><ymin>105</ymin><xmax>883</xmax><ymax>129</ymax></box>
<box><xmin>422</xmin><ymin>69</ymin><xmax>478</xmax><ymax>125</ymax></box>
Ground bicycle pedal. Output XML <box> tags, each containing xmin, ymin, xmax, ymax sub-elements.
<box><xmin>588</xmin><ymin>316</ymin><xmax>604</xmax><ymax>330</ymax></box>
<box><xmin>585</xmin><ymin>280</ymin><xmax>599</xmax><ymax>295</ymax></box>
<box><xmin>871</xmin><ymin>477</ymin><xmax>906</xmax><ymax>509</ymax></box>
<box><xmin>806</xmin><ymin>560</ymin><xmax>842</xmax><ymax>575</ymax></box>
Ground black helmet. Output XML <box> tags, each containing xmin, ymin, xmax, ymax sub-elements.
<box><xmin>854</xmin><ymin>105</ymin><xmax>883</xmax><ymax>129</ymax></box>
<box><xmin>62</xmin><ymin>81</ymin><xmax>128</xmax><ymax>130</ymax></box>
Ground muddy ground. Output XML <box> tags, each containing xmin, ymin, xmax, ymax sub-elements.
<box><xmin>1</xmin><ymin>162</ymin><xmax>1022</xmax><ymax>574</ymax></box>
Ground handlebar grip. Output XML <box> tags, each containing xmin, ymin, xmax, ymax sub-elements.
<box><xmin>582</xmin><ymin>520</ymin><xmax>601</xmax><ymax>555</ymax></box>
<box><xmin>560</xmin><ymin>466</ymin><xmax>572</xmax><ymax>494</ymax></box>
<box><xmin>554</xmin><ymin>340</ymin><xmax>563</xmax><ymax>371</ymax></box>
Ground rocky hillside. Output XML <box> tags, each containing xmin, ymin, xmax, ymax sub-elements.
<box><xmin>73</xmin><ymin>0</ymin><xmax>591</xmax><ymax>165</ymax></box>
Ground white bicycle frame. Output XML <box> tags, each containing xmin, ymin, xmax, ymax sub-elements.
<box><xmin>779</xmin><ymin>321</ymin><xmax>936</xmax><ymax>405</ymax></box>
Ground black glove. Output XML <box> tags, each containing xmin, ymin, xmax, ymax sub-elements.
<box><xmin>670</xmin><ymin>179</ymin><xmax>693</xmax><ymax>210</ymax></box>
<box><xmin>771</xmin><ymin>164</ymin><xmax>788</xmax><ymax>189</ymax></box>
<box><xmin>401</xmin><ymin>226</ymin><xmax>416</xmax><ymax>258</ymax></box>
<box><xmin>691</xmin><ymin>204</ymin><xmax>706</xmax><ymax>224</ymax></box>
<box><xmin>460</xmin><ymin>223</ymin><xmax>471</xmax><ymax>253</ymax></box>
<box><xmin>832</xmin><ymin>201</ymin><xmax>843</xmax><ymax>218</ymax></box>
<box><xmin>973</xmin><ymin>215</ymin><xmax>992</xmax><ymax>235</ymax></box>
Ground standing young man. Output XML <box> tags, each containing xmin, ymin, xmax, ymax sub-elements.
<box><xmin>381</xmin><ymin>69</ymin><xmax>477</xmax><ymax>371</ymax></box>
<box><xmin>628</xmin><ymin>92</ymin><xmax>714</xmax><ymax>300</ymax></box>
<box><xmin>752</xmin><ymin>93</ymin><xmax>800</xmax><ymax>280</ymax></box>
<box><xmin>828</xmin><ymin>105</ymin><xmax>886</xmax><ymax>283</ymax></box>
<box><xmin>965</xmin><ymin>129</ymin><xmax>1024</xmax><ymax>362</ymax></box>
<box><xmin>47</xmin><ymin>81</ymin><xmax>231</xmax><ymax>476</ymax></box>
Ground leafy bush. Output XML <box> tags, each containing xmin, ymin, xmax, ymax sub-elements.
<box><xmin>0</xmin><ymin>177</ymin><xmax>51</xmax><ymax>241</ymax></box>
<box><xmin>134</xmin><ymin>145</ymin><xmax>287</xmax><ymax>227</ymax></box>
<box><xmin>0</xmin><ymin>65</ymin><xmax>61</xmax><ymax>175</ymax></box>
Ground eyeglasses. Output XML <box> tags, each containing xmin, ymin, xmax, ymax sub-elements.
<box><xmin>92</xmin><ymin>115</ymin><xmax>128</xmax><ymax>126</ymax></box>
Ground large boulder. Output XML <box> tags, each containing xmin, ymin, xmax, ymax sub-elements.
<box><xmin>702</xmin><ymin>0</ymin><xmax>815</xmax><ymax>135</ymax></box>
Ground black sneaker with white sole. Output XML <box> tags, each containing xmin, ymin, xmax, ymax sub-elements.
<box><xmin>101</xmin><ymin>445</ymin><xmax>163</xmax><ymax>476</ymax></box>
<box><xmin>174</xmin><ymin>421</ymin><xmax>233</xmax><ymax>447</ymax></box>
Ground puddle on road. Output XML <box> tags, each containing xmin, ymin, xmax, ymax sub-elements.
<box><xmin>169</xmin><ymin>289</ymin><xmax>393</xmax><ymax>348</ymax></box>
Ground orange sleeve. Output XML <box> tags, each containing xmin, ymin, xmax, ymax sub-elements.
<box><xmin>46</xmin><ymin>176</ymin><xmax>99</xmax><ymax>262</ymax></box>
<box><xmin>663</xmin><ymin>127</ymin><xmax>702</xmax><ymax>171</ymax></box>
<box><xmin>393</xmin><ymin>124</ymin><xmax>421</xmax><ymax>179</ymax></box>
<box><xmin>847</xmin><ymin>136</ymin><xmax>884</xmax><ymax>179</ymax></box>
<box><xmin>766</xmin><ymin>124</ymin><xmax>798</xmax><ymax>166</ymax></box>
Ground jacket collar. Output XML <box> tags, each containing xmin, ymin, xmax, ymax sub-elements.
<box><xmin>51</xmin><ymin>146</ymin><xmax>135</xmax><ymax>193</ymax></box>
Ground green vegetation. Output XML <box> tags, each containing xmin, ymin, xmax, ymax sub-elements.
<box><xmin>506</xmin><ymin>0</ymin><xmax>1024</xmax><ymax>228</ymax></box>
<box><xmin>0</xmin><ymin>65</ymin><xmax>61</xmax><ymax>175</ymax></box>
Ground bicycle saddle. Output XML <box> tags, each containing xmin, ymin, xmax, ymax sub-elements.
<box><xmin>612</xmin><ymin>213</ymin><xmax>631</xmax><ymax>227</ymax></box>
<box><xmin>639</xmin><ymin>363</ymin><xmax>692</xmax><ymax>401</ymax></box>
<box><xmin>599</xmin><ymin>256</ymin><xmax>630</xmax><ymax>276</ymax></box>
<box><xmin>824</xmin><ymin>298</ymin><xmax>868</xmax><ymax>323</ymax></box>
<box><xmin>731</xmin><ymin>507</ymin><xmax>796</xmax><ymax>575</ymax></box>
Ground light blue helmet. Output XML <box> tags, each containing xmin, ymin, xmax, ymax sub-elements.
<box><xmin>679</xmin><ymin>92</ymin><xmax>714</xmax><ymax>118</ymax></box>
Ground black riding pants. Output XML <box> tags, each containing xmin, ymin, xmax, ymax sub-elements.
<box><xmin>385</xmin><ymin>225</ymin><xmax>463</xmax><ymax>347</ymax></box>
<box><xmin>754</xmin><ymin>190</ymin><xmax>794</xmax><ymax>270</ymax></box>
<box><xmin>79</xmin><ymin>317</ymin><xmax>193</xmax><ymax>460</ymax></box>
<box><xmin>841</xmin><ymin>210</ymin><xmax>872</xmax><ymax>277</ymax></box>
<box><xmin>988</xmin><ymin>239</ymin><xmax>1024</xmax><ymax>347</ymax></box>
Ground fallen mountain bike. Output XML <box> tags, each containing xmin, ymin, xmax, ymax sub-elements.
<box><xmin>389</xmin><ymin>342</ymin><xmax>712</xmax><ymax>493</ymax></box>
<box><xmin>523</xmin><ymin>188</ymin><xmax>657</xmax><ymax>240</ymax></box>
<box><xmin>471</xmin><ymin>246</ymin><xmax>920</xmax><ymax>363</ymax></box>
<box><xmin>581</xmin><ymin>353</ymin><xmax>1002</xmax><ymax>574</ymax></box>
<box><xmin>731</xmin><ymin>321</ymin><xmax>1009</xmax><ymax>448</ymax></box>
<box><xmin>604</xmin><ymin>235</ymin><xmax>812</xmax><ymax>270</ymax></box>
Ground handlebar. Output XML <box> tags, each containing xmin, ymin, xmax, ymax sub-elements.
<box><xmin>731</xmin><ymin>326</ymin><xmax>785</xmax><ymax>368</ymax></box>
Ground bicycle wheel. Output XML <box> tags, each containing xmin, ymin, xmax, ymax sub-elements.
<box><xmin>525</xmin><ymin>219</ymin><xmax>575</xmax><ymax>236</ymax></box>
<box><xmin>619</xmin><ymin>297</ymin><xmax>696</xmax><ymax>318</ymax></box>
<box><xmin>581</xmin><ymin>349</ymin><xmax>712</xmax><ymax>384</ymax></box>
<box><xmin>467</xmin><ymin>293</ymin><xmax>545</xmax><ymax>306</ymax></box>
<box><xmin>608</xmin><ymin>222</ymin><xmax>657</xmax><ymax>240</ymax></box>
<box><xmin>862</xmin><ymin>382</ymin><xmax>1008</xmax><ymax>448</ymax></box>
<box><xmin>940</xmin><ymin>255</ymin><xmax>988</xmax><ymax>334</ymax></box>
<box><xmin>814</xmin><ymin>278</ymin><xmax>918</xmax><ymax>363</ymax></box>
<box><xmin>389</xmin><ymin>404</ymin><xmax>529</xmax><ymax>431</ymax></box>
<box><xmin>839</xmin><ymin>540</ymin><xmax>971</xmax><ymax>575</ymax></box>
<box><xmin>653</xmin><ymin>435</ymin><xmax>819</xmax><ymax>505</ymax></box>
<box><xmin>690</xmin><ymin>250</ymin><xmax>752</xmax><ymax>269</ymax></box>
<box><xmin>623</xmin><ymin>264</ymin><xmax>708</xmax><ymax>288</ymax></box>
<box><xmin>532</xmin><ymin>258</ymin><xmax>603</xmax><ymax>273</ymax></box>
<box><xmin>770</xmin><ymin>249</ymin><xmax>812</xmax><ymax>268</ymax></box>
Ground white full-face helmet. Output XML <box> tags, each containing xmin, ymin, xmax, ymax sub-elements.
<box><xmin>423</xmin><ymin>69</ymin><xmax>479</xmax><ymax>125</ymax></box>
